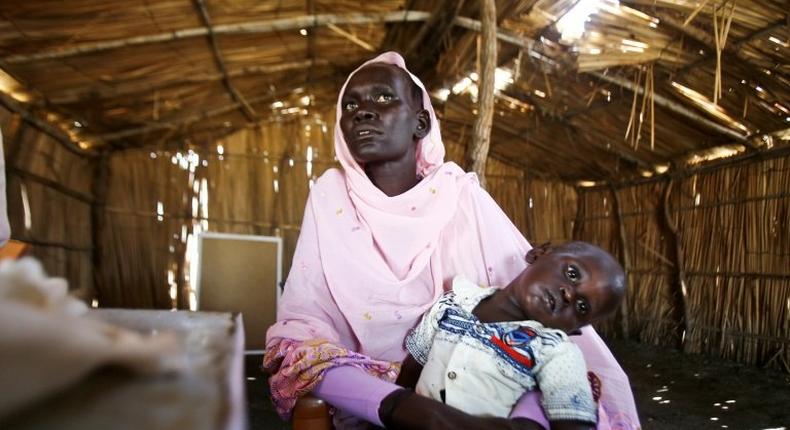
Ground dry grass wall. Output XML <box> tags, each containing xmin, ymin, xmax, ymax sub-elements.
<box><xmin>0</xmin><ymin>107</ymin><xmax>94</xmax><ymax>296</ymax></box>
<box><xmin>4</xmin><ymin>106</ymin><xmax>786</xmax><ymax>372</ymax></box>
<box><xmin>99</xmin><ymin>113</ymin><xmax>577</xmax><ymax>309</ymax></box>
<box><xmin>577</xmin><ymin>155</ymin><xmax>790</xmax><ymax>371</ymax></box>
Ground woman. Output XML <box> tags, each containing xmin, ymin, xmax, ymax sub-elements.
<box><xmin>265</xmin><ymin>52</ymin><xmax>639</xmax><ymax>429</ymax></box>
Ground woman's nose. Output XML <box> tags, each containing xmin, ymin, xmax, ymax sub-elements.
<box><xmin>354</xmin><ymin>108</ymin><xmax>377</xmax><ymax>122</ymax></box>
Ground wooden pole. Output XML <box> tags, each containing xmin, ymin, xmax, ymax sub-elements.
<box><xmin>465</xmin><ymin>0</ymin><xmax>496</xmax><ymax>188</ymax></box>
<box><xmin>90</xmin><ymin>151</ymin><xmax>110</xmax><ymax>305</ymax></box>
<box><xmin>8</xmin><ymin>166</ymin><xmax>94</xmax><ymax>204</ymax></box>
<box><xmin>3</xmin><ymin>12</ymin><xmax>431</xmax><ymax>64</ymax></box>
<box><xmin>572</xmin><ymin>188</ymin><xmax>585</xmax><ymax>240</ymax></box>
<box><xmin>100</xmin><ymin>74</ymin><xmax>342</xmax><ymax>142</ymax></box>
<box><xmin>0</xmin><ymin>93</ymin><xmax>98</xmax><ymax>157</ymax></box>
<box><xmin>50</xmin><ymin>59</ymin><xmax>328</xmax><ymax>104</ymax></box>
<box><xmin>192</xmin><ymin>0</ymin><xmax>257</xmax><ymax>122</ymax></box>
<box><xmin>590</xmin><ymin>71</ymin><xmax>750</xmax><ymax>143</ymax></box>
<box><xmin>610</xmin><ymin>185</ymin><xmax>631</xmax><ymax>339</ymax></box>
<box><xmin>660</xmin><ymin>178</ymin><xmax>691</xmax><ymax>351</ymax></box>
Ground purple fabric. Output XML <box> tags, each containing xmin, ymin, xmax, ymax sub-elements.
<box><xmin>509</xmin><ymin>391</ymin><xmax>550</xmax><ymax>430</ymax></box>
<box><xmin>313</xmin><ymin>365</ymin><xmax>401</xmax><ymax>427</ymax></box>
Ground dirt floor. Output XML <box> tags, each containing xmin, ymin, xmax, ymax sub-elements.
<box><xmin>608</xmin><ymin>339</ymin><xmax>790</xmax><ymax>430</ymax></box>
<box><xmin>247</xmin><ymin>340</ymin><xmax>790</xmax><ymax>430</ymax></box>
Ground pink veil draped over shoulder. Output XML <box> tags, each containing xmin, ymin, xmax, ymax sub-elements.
<box><xmin>265</xmin><ymin>52</ymin><xmax>639</xmax><ymax>429</ymax></box>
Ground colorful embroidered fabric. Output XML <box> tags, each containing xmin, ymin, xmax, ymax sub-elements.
<box><xmin>263</xmin><ymin>338</ymin><xmax>400</xmax><ymax>419</ymax></box>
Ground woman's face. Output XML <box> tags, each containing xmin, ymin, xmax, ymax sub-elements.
<box><xmin>339</xmin><ymin>64</ymin><xmax>427</xmax><ymax>165</ymax></box>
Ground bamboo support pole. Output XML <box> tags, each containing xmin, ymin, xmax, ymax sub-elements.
<box><xmin>610</xmin><ymin>185</ymin><xmax>631</xmax><ymax>339</ymax></box>
<box><xmin>659</xmin><ymin>11</ymin><xmax>773</xmax><ymax>74</ymax></box>
<box><xmin>572</xmin><ymin>188</ymin><xmax>585</xmax><ymax>240</ymax></box>
<box><xmin>585</xmin><ymin>145</ymin><xmax>790</xmax><ymax>191</ymax></box>
<box><xmin>661</xmin><ymin>179</ymin><xmax>691</xmax><ymax>351</ymax></box>
<box><xmin>675</xmin><ymin>18</ymin><xmax>785</xmax><ymax>76</ymax></box>
<box><xmin>50</xmin><ymin>59</ymin><xmax>328</xmax><ymax>104</ymax></box>
<box><xmin>12</xmin><ymin>238</ymin><xmax>93</xmax><ymax>253</ymax></box>
<box><xmin>589</xmin><ymin>71</ymin><xmax>750</xmax><ymax>142</ymax></box>
<box><xmin>100</xmin><ymin>74</ymin><xmax>341</xmax><ymax>141</ymax></box>
<box><xmin>0</xmin><ymin>93</ymin><xmax>98</xmax><ymax>157</ymax></box>
<box><xmin>465</xmin><ymin>0</ymin><xmax>497</xmax><ymax>188</ymax></box>
<box><xmin>193</xmin><ymin>0</ymin><xmax>256</xmax><ymax>122</ymax></box>
<box><xmin>2</xmin><ymin>12</ymin><xmax>432</xmax><ymax>64</ymax></box>
<box><xmin>7</xmin><ymin>166</ymin><xmax>94</xmax><ymax>205</ymax></box>
<box><xmin>89</xmin><ymin>152</ymin><xmax>109</xmax><ymax>304</ymax></box>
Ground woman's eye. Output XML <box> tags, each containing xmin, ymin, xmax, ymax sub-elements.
<box><xmin>565</xmin><ymin>265</ymin><xmax>581</xmax><ymax>283</ymax></box>
<box><xmin>343</xmin><ymin>101</ymin><xmax>357</xmax><ymax>112</ymax></box>
<box><xmin>576</xmin><ymin>299</ymin><xmax>590</xmax><ymax>315</ymax></box>
<box><xmin>375</xmin><ymin>93</ymin><xmax>393</xmax><ymax>103</ymax></box>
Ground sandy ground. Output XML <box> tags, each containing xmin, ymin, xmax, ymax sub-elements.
<box><xmin>247</xmin><ymin>340</ymin><xmax>790</xmax><ymax>430</ymax></box>
<box><xmin>608</xmin><ymin>339</ymin><xmax>790</xmax><ymax>430</ymax></box>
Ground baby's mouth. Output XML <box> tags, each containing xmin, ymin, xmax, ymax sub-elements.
<box><xmin>545</xmin><ymin>290</ymin><xmax>556</xmax><ymax>313</ymax></box>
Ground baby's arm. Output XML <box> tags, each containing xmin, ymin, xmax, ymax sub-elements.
<box><xmin>534</xmin><ymin>341</ymin><xmax>598</xmax><ymax>430</ymax></box>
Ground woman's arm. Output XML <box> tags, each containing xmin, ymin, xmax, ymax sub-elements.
<box><xmin>313</xmin><ymin>366</ymin><xmax>401</xmax><ymax>427</ymax></box>
<box><xmin>315</xmin><ymin>365</ymin><xmax>547</xmax><ymax>430</ymax></box>
<box><xmin>380</xmin><ymin>389</ymin><xmax>546</xmax><ymax>430</ymax></box>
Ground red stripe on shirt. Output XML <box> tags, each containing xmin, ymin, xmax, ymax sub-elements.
<box><xmin>490</xmin><ymin>335</ymin><xmax>533</xmax><ymax>368</ymax></box>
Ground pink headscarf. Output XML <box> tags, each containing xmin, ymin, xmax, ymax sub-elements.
<box><xmin>266</xmin><ymin>52</ymin><xmax>639</xmax><ymax>428</ymax></box>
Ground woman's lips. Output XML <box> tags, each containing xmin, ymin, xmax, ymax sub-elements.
<box><xmin>354</xmin><ymin>128</ymin><xmax>381</xmax><ymax>137</ymax></box>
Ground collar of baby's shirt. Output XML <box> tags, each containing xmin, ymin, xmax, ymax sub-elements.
<box><xmin>449</xmin><ymin>275</ymin><xmax>499</xmax><ymax>314</ymax></box>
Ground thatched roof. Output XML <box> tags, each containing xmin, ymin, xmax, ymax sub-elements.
<box><xmin>0</xmin><ymin>0</ymin><xmax>787</xmax><ymax>181</ymax></box>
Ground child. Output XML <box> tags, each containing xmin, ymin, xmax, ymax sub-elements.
<box><xmin>395</xmin><ymin>241</ymin><xmax>626</xmax><ymax>430</ymax></box>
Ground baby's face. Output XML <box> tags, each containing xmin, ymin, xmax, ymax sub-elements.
<box><xmin>509</xmin><ymin>247</ymin><xmax>624</xmax><ymax>333</ymax></box>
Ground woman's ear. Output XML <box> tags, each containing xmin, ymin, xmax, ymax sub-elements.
<box><xmin>414</xmin><ymin>109</ymin><xmax>430</xmax><ymax>139</ymax></box>
<box><xmin>525</xmin><ymin>242</ymin><xmax>552</xmax><ymax>264</ymax></box>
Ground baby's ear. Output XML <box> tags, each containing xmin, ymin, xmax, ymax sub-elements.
<box><xmin>525</xmin><ymin>242</ymin><xmax>552</xmax><ymax>264</ymax></box>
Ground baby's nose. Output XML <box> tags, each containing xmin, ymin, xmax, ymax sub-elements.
<box><xmin>560</xmin><ymin>287</ymin><xmax>575</xmax><ymax>304</ymax></box>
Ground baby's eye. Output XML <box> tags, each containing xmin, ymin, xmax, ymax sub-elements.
<box><xmin>375</xmin><ymin>93</ymin><xmax>394</xmax><ymax>103</ymax></box>
<box><xmin>565</xmin><ymin>264</ymin><xmax>581</xmax><ymax>283</ymax></box>
<box><xmin>343</xmin><ymin>101</ymin><xmax>358</xmax><ymax>112</ymax></box>
<box><xmin>575</xmin><ymin>299</ymin><xmax>590</xmax><ymax>315</ymax></box>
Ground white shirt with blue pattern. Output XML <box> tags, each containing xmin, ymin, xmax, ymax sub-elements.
<box><xmin>405</xmin><ymin>275</ymin><xmax>597</xmax><ymax>423</ymax></box>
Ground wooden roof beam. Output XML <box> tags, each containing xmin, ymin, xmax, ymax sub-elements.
<box><xmin>192</xmin><ymin>0</ymin><xmax>256</xmax><ymax>122</ymax></box>
<box><xmin>49</xmin><ymin>59</ymin><xmax>330</xmax><ymax>104</ymax></box>
<box><xmin>2</xmin><ymin>11</ymin><xmax>548</xmax><ymax>67</ymax></box>
<box><xmin>100</xmin><ymin>73</ymin><xmax>343</xmax><ymax>142</ymax></box>
<box><xmin>657</xmin><ymin>13</ymin><xmax>785</xmax><ymax>77</ymax></box>
<box><xmin>0</xmin><ymin>92</ymin><xmax>99</xmax><ymax>157</ymax></box>
<box><xmin>590</xmin><ymin>71</ymin><xmax>751</xmax><ymax>143</ymax></box>
<box><xmin>2</xmin><ymin>12</ymin><xmax>431</xmax><ymax>64</ymax></box>
<box><xmin>675</xmin><ymin>18</ymin><xmax>787</xmax><ymax>76</ymax></box>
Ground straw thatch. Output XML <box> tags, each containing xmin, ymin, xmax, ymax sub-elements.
<box><xmin>0</xmin><ymin>0</ymin><xmax>787</xmax><ymax>370</ymax></box>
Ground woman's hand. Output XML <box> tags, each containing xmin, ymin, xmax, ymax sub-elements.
<box><xmin>379</xmin><ymin>388</ymin><xmax>545</xmax><ymax>430</ymax></box>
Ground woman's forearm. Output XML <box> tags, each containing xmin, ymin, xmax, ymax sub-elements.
<box><xmin>313</xmin><ymin>366</ymin><xmax>552</xmax><ymax>430</ymax></box>
<box><xmin>380</xmin><ymin>388</ymin><xmax>545</xmax><ymax>430</ymax></box>
<box><xmin>312</xmin><ymin>365</ymin><xmax>401</xmax><ymax>427</ymax></box>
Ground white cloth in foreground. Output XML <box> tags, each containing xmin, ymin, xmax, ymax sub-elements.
<box><xmin>0</xmin><ymin>258</ymin><xmax>184</xmax><ymax>420</ymax></box>
<box><xmin>0</xmin><ymin>128</ymin><xmax>10</xmax><ymax>246</ymax></box>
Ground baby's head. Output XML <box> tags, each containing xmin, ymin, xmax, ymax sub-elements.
<box><xmin>507</xmin><ymin>241</ymin><xmax>625</xmax><ymax>334</ymax></box>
